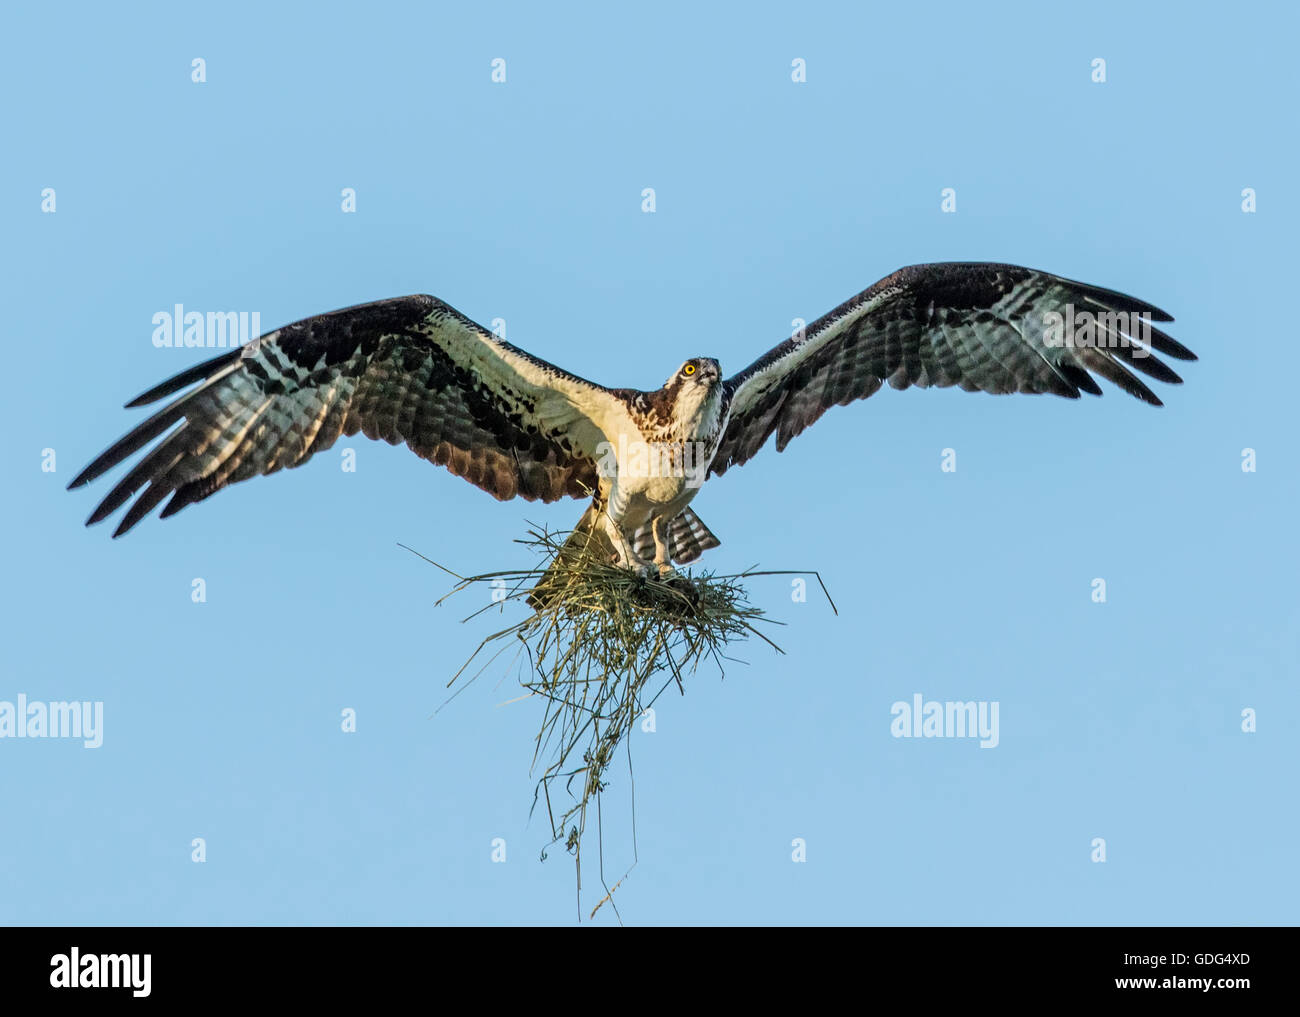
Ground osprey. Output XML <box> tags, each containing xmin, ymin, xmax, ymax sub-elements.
<box><xmin>70</xmin><ymin>263</ymin><xmax>1195</xmax><ymax>579</ymax></box>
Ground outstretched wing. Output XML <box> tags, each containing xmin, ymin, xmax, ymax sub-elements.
<box><xmin>709</xmin><ymin>263</ymin><xmax>1197</xmax><ymax>477</ymax></box>
<box><xmin>70</xmin><ymin>296</ymin><xmax>623</xmax><ymax>536</ymax></box>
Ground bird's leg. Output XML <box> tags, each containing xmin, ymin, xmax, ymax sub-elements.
<box><xmin>651</xmin><ymin>516</ymin><xmax>677</xmax><ymax>580</ymax></box>
<box><xmin>601</xmin><ymin>512</ymin><xmax>648</xmax><ymax>573</ymax></box>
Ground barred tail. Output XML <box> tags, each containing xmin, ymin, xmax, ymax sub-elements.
<box><xmin>630</xmin><ymin>506</ymin><xmax>721</xmax><ymax>565</ymax></box>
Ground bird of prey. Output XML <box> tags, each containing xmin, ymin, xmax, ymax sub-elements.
<box><xmin>70</xmin><ymin>262</ymin><xmax>1195</xmax><ymax>579</ymax></box>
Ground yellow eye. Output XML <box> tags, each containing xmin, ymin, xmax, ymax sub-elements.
<box><xmin>683</xmin><ymin>364</ymin><xmax>696</xmax><ymax>376</ymax></box>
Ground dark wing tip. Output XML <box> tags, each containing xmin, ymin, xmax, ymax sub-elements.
<box><xmin>125</xmin><ymin>348</ymin><xmax>243</xmax><ymax>408</ymax></box>
<box><xmin>1128</xmin><ymin>381</ymin><xmax>1164</xmax><ymax>407</ymax></box>
<box><xmin>85</xmin><ymin>503</ymin><xmax>116</xmax><ymax>527</ymax></box>
<box><xmin>1076</xmin><ymin>348</ymin><xmax>1165</xmax><ymax>406</ymax></box>
<box><xmin>1068</xmin><ymin>275</ymin><xmax>1177</xmax><ymax>325</ymax></box>
<box><xmin>1145</xmin><ymin>325</ymin><xmax>1197</xmax><ymax>362</ymax></box>
<box><xmin>69</xmin><ymin>458</ymin><xmax>119</xmax><ymax>495</ymax></box>
<box><xmin>1057</xmin><ymin>363</ymin><xmax>1103</xmax><ymax>397</ymax></box>
<box><xmin>1125</xmin><ymin>378</ymin><xmax>1165</xmax><ymax>408</ymax></box>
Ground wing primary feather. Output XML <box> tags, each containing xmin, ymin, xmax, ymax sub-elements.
<box><xmin>85</xmin><ymin>424</ymin><xmax>190</xmax><ymax>525</ymax></box>
<box><xmin>124</xmin><ymin>348</ymin><xmax>243</xmax><ymax>407</ymax></box>
<box><xmin>1109</xmin><ymin>342</ymin><xmax>1183</xmax><ymax>385</ymax></box>
<box><xmin>1074</xmin><ymin>281</ymin><xmax>1174</xmax><ymax>323</ymax></box>
<box><xmin>1143</xmin><ymin>324</ymin><xmax>1197</xmax><ymax>361</ymax></box>
<box><xmin>112</xmin><ymin>481</ymin><xmax>175</xmax><ymax>537</ymax></box>
<box><xmin>1057</xmin><ymin>363</ymin><xmax>1101</xmax><ymax>397</ymax></box>
<box><xmin>68</xmin><ymin>404</ymin><xmax>192</xmax><ymax>490</ymax></box>
<box><xmin>1092</xmin><ymin>316</ymin><xmax>1185</xmax><ymax>385</ymax></box>
<box><xmin>1077</xmin><ymin>349</ymin><xmax>1162</xmax><ymax>406</ymax></box>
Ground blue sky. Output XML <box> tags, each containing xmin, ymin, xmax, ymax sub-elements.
<box><xmin>1</xmin><ymin>1</ymin><xmax>1295</xmax><ymax>925</ymax></box>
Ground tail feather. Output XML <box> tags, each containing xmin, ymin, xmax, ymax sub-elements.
<box><xmin>632</xmin><ymin>507</ymin><xmax>720</xmax><ymax>564</ymax></box>
<box><xmin>664</xmin><ymin>507</ymin><xmax>721</xmax><ymax>564</ymax></box>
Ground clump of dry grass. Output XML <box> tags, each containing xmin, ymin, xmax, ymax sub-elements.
<box><xmin>403</xmin><ymin>525</ymin><xmax>833</xmax><ymax>918</ymax></box>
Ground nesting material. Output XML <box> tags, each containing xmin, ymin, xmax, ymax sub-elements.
<box><xmin>409</xmin><ymin>526</ymin><xmax>833</xmax><ymax>912</ymax></box>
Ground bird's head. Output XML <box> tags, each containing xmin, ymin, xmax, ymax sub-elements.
<box><xmin>661</xmin><ymin>357</ymin><xmax>724</xmax><ymax>434</ymax></box>
<box><xmin>665</xmin><ymin>357</ymin><xmax>722</xmax><ymax>391</ymax></box>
